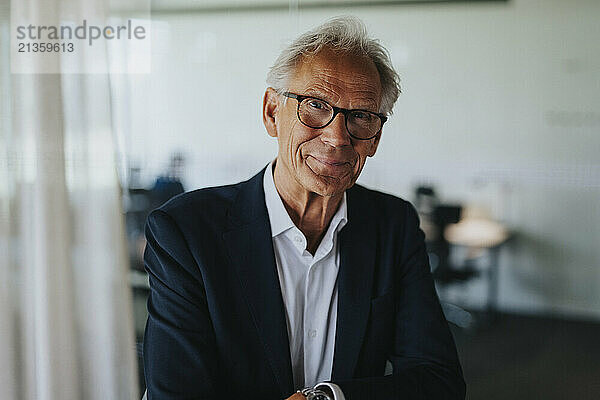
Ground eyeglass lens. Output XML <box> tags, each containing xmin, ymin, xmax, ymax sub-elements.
<box><xmin>297</xmin><ymin>97</ymin><xmax>381</xmax><ymax>139</ymax></box>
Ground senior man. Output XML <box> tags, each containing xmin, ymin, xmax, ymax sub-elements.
<box><xmin>143</xmin><ymin>17</ymin><xmax>465</xmax><ymax>400</ymax></box>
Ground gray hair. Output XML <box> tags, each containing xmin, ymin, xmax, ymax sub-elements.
<box><xmin>266</xmin><ymin>16</ymin><xmax>401</xmax><ymax>115</ymax></box>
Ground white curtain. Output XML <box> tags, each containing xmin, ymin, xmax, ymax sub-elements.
<box><xmin>0</xmin><ymin>0</ymin><xmax>139</xmax><ymax>399</ymax></box>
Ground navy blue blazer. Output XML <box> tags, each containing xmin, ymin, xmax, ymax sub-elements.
<box><xmin>143</xmin><ymin>166</ymin><xmax>465</xmax><ymax>400</ymax></box>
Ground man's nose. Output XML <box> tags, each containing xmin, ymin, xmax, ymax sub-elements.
<box><xmin>319</xmin><ymin>112</ymin><xmax>351</xmax><ymax>148</ymax></box>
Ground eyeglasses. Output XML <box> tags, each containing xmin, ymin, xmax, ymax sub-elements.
<box><xmin>282</xmin><ymin>92</ymin><xmax>387</xmax><ymax>140</ymax></box>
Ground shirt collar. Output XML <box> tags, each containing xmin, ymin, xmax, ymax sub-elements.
<box><xmin>263</xmin><ymin>160</ymin><xmax>348</xmax><ymax>239</ymax></box>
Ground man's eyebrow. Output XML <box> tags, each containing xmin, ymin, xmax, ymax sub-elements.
<box><xmin>302</xmin><ymin>90</ymin><xmax>332</xmax><ymax>102</ymax></box>
<box><xmin>301</xmin><ymin>89</ymin><xmax>379</xmax><ymax>112</ymax></box>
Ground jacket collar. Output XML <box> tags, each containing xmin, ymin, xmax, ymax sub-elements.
<box><xmin>331</xmin><ymin>188</ymin><xmax>377</xmax><ymax>381</ymax></box>
<box><xmin>222</xmin><ymin>166</ymin><xmax>294</xmax><ymax>397</ymax></box>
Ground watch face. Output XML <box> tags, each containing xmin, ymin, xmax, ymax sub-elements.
<box><xmin>301</xmin><ymin>388</ymin><xmax>331</xmax><ymax>400</ymax></box>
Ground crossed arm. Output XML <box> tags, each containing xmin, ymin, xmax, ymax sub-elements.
<box><xmin>330</xmin><ymin>204</ymin><xmax>466</xmax><ymax>399</ymax></box>
<box><xmin>143</xmin><ymin>205</ymin><xmax>465</xmax><ymax>400</ymax></box>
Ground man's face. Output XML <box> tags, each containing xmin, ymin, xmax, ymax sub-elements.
<box><xmin>264</xmin><ymin>48</ymin><xmax>383</xmax><ymax>197</ymax></box>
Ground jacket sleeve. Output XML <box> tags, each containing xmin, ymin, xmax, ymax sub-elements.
<box><xmin>143</xmin><ymin>209</ymin><xmax>219</xmax><ymax>399</ymax></box>
<box><xmin>333</xmin><ymin>202</ymin><xmax>466</xmax><ymax>400</ymax></box>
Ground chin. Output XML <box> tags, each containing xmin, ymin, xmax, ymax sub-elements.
<box><xmin>302</xmin><ymin>173</ymin><xmax>353</xmax><ymax>197</ymax></box>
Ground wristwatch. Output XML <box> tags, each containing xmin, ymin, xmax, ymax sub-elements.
<box><xmin>298</xmin><ymin>387</ymin><xmax>332</xmax><ymax>400</ymax></box>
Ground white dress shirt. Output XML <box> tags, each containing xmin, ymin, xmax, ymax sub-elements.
<box><xmin>263</xmin><ymin>161</ymin><xmax>347</xmax><ymax>400</ymax></box>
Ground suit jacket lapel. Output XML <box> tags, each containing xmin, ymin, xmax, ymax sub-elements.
<box><xmin>222</xmin><ymin>168</ymin><xmax>294</xmax><ymax>397</ymax></box>
<box><xmin>332</xmin><ymin>186</ymin><xmax>377</xmax><ymax>381</ymax></box>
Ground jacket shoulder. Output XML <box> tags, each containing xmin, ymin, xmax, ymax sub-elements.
<box><xmin>161</xmin><ymin>183</ymin><xmax>238</xmax><ymax>213</ymax></box>
<box><xmin>151</xmin><ymin>180</ymin><xmax>245</xmax><ymax>233</ymax></box>
<box><xmin>351</xmin><ymin>183</ymin><xmax>415</xmax><ymax>216</ymax></box>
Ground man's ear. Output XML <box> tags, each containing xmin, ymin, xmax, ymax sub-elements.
<box><xmin>263</xmin><ymin>87</ymin><xmax>280</xmax><ymax>138</ymax></box>
<box><xmin>366</xmin><ymin>130</ymin><xmax>382</xmax><ymax>157</ymax></box>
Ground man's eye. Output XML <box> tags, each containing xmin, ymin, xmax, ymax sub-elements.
<box><xmin>308</xmin><ymin>100</ymin><xmax>325</xmax><ymax>110</ymax></box>
<box><xmin>351</xmin><ymin>111</ymin><xmax>368</xmax><ymax>119</ymax></box>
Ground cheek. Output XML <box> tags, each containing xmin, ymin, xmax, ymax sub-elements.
<box><xmin>352</xmin><ymin>144</ymin><xmax>375</xmax><ymax>174</ymax></box>
<box><xmin>278</xmin><ymin>122</ymin><xmax>314</xmax><ymax>172</ymax></box>
<box><xmin>291</xmin><ymin>127</ymin><xmax>318</xmax><ymax>158</ymax></box>
<box><xmin>276</xmin><ymin>113</ymin><xmax>296</xmax><ymax>147</ymax></box>
<box><xmin>352</xmin><ymin>156</ymin><xmax>364</xmax><ymax>177</ymax></box>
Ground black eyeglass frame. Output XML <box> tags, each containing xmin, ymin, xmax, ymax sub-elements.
<box><xmin>282</xmin><ymin>92</ymin><xmax>388</xmax><ymax>140</ymax></box>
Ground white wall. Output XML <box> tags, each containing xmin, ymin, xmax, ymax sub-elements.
<box><xmin>118</xmin><ymin>0</ymin><xmax>600</xmax><ymax>319</ymax></box>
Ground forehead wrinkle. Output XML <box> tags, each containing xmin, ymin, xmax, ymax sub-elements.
<box><xmin>291</xmin><ymin>53</ymin><xmax>382</xmax><ymax>110</ymax></box>
<box><xmin>311</xmin><ymin>68</ymin><xmax>379</xmax><ymax>93</ymax></box>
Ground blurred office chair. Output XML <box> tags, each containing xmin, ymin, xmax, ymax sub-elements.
<box><xmin>413</xmin><ymin>186</ymin><xmax>478</xmax><ymax>284</ymax></box>
<box><xmin>445</xmin><ymin>206</ymin><xmax>510</xmax><ymax>314</ymax></box>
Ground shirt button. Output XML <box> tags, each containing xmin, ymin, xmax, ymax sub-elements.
<box><xmin>308</xmin><ymin>329</ymin><xmax>317</xmax><ymax>338</ymax></box>
<box><xmin>294</xmin><ymin>235</ymin><xmax>302</xmax><ymax>243</ymax></box>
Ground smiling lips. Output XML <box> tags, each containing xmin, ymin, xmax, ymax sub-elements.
<box><xmin>307</xmin><ymin>155</ymin><xmax>352</xmax><ymax>176</ymax></box>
